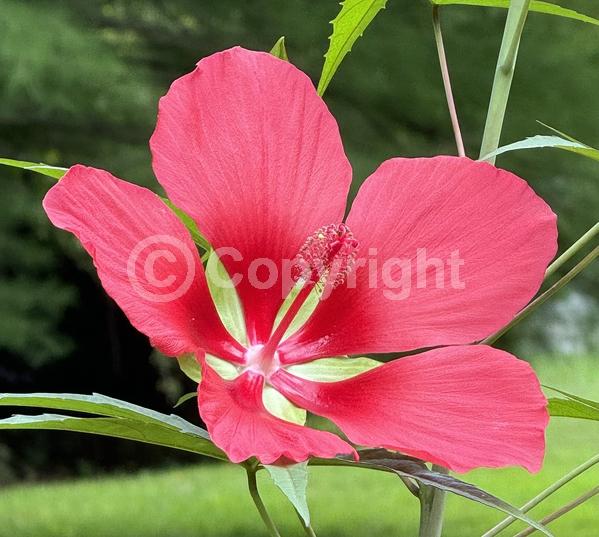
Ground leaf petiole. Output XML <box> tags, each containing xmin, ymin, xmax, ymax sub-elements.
<box><xmin>246</xmin><ymin>467</ymin><xmax>282</xmax><ymax>537</ymax></box>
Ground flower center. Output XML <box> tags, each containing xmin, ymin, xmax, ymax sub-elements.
<box><xmin>256</xmin><ymin>223</ymin><xmax>359</xmax><ymax>363</ymax></box>
<box><xmin>244</xmin><ymin>344</ymin><xmax>280</xmax><ymax>378</ymax></box>
<box><xmin>292</xmin><ymin>223</ymin><xmax>359</xmax><ymax>289</ymax></box>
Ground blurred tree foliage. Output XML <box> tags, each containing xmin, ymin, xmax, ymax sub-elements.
<box><xmin>0</xmin><ymin>0</ymin><xmax>597</xmax><ymax>479</ymax></box>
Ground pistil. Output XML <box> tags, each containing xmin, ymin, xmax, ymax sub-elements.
<box><xmin>259</xmin><ymin>223</ymin><xmax>359</xmax><ymax>362</ymax></box>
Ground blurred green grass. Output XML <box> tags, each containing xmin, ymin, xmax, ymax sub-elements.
<box><xmin>0</xmin><ymin>356</ymin><xmax>597</xmax><ymax>537</ymax></box>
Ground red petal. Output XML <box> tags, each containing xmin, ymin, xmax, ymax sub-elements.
<box><xmin>272</xmin><ymin>346</ymin><xmax>548</xmax><ymax>473</ymax></box>
<box><xmin>281</xmin><ymin>156</ymin><xmax>557</xmax><ymax>361</ymax></box>
<box><xmin>198</xmin><ymin>359</ymin><xmax>356</xmax><ymax>464</ymax></box>
<box><xmin>43</xmin><ymin>165</ymin><xmax>243</xmax><ymax>361</ymax></box>
<box><xmin>150</xmin><ymin>47</ymin><xmax>352</xmax><ymax>343</ymax></box>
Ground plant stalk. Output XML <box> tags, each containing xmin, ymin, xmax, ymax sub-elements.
<box><xmin>544</xmin><ymin>222</ymin><xmax>599</xmax><ymax>278</ymax></box>
<box><xmin>479</xmin><ymin>0</ymin><xmax>531</xmax><ymax>162</ymax></box>
<box><xmin>513</xmin><ymin>486</ymin><xmax>599</xmax><ymax>537</ymax></box>
<box><xmin>294</xmin><ymin>508</ymin><xmax>318</xmax><ymax>537</ymax></box>
<box><xmin>482</xmin><ymin>245</ymin><xmax>599</xmax><ymax>345</ymax></box>
<box><xmin>418</xmin><ymin>465</ymin><xmax>449</xmax><ymax>537</ymax></box>
<box><xmin>247</xmin><ymin>468</ymin><xmax>282</xmax><ymax>537</ymax></box>
<box><xmin>432</xmin><ymin>5</ymin><xmax>465</xmax><ymax>157</ymax></box>
<box><xmin>483</xmin><ymin>453</ymin><xmax>599</xmax><ymax>537</ymax></box>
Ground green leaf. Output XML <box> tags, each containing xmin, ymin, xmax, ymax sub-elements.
<box><xmin>174</xmin><ymin>392</ymin><xmax>197</xmax><ymax>408</ymax></box>
<box><xmin>480</xmin><ymin>134</ymin><xmax>599</xmax><ymax>163</ymax></box>
<box><xmin>317</xmin><ymin>0</ymin><xmax>388</xmax><ymax>96</ymax></box>
<box><xmin>286</xmin><ymin>356</ymin><xmax>381</xmax><ymax>382</ymax></box>
<box><xmin>0</xmin><ymin>392</ymin><xmax>203</xmax><ymax>433</ymax></box>
<box><xmin>351</xmin><ymin>449</ymin><xmax>554</xmax><ymax>536</ymax></box>
<box><xmin>270</xmin><ymin>36</ymin><xmax>289</xmax><ymax>61</ymax></box>
<box><xmin>163</xmin><ymin>200</ymin><xmax>211</xmax><ymax>252</ymax></box>
<box><xmin>205</xmin><ymin>250</ymin><xmax>248</xmax><ymax>346</ymax></box>
<box><xmin>177</xmin><ymin>354</ymin><xmax>202</xmax><ymax>382</ymax></box>
<box><xmin>0</xmin><ymin>413</ymin><xmax>225</xmax><ymax>459</ymax></box>
<box><xmin>430</xmin><ymin>0</ymin><xmax>599</xmax><ymax>26</ymax></box>
<box><xmin>0</xmin><ymin>157</ymin><xmax>67</xmax><ymax>179</ymax></box>
<box><xmin>262</xmin><ymin>386</ymin><xmax>307</xmax><ymax>425</ymax></box>
<box><xmin>0</xmin><ymin>393</ymin><xmax>226</xmax><ymax>460</ymax></box>
<box><xmin>548</xmin><ymin>398</ymin><xmax>599</xmax><ymax>421</ymax></box>
<box><xmin>545</xmin><ymin>385</ymin><xmax>599</xmax><ymax>421</ymax></box>
<box><xmin>0</xmin><ymin>393</ymin><xmax>224</xmax><ymax>458</ymax></box>
<box><xmin>265</xmin><ymin>462</ymin><xmax>310</xmax><ymax>525</ymax></box>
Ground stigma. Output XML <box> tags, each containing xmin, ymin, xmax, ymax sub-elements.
<box><xmin>293</xmin><ymin>223</ymin><xmax>359</xmax><ymax>289</ymax></box>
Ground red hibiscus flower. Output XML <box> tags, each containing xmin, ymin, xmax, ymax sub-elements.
<box><xmin>43</xmin><ymin>47</ymin><xmax>557</xmax><ymax>472</ymax></box>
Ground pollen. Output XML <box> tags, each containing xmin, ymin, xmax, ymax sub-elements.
<box><xmin>293</xmin><ymin>223</ymin><xmax>359</xmax><ymax>289</ymax></box>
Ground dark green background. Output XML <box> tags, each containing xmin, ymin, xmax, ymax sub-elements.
<box><xmin>0</xmin><ymin>0</ymin><xmax>597</xmax><ymax>481</ymax></box>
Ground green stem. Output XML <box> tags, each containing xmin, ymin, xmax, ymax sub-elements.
<box><xmin>513</xmin><ymin>486</ymin><xmax>599</xmax><ymax>537</ymax></box>
<box><xmin>482</xmin><ymin>245</ymin><xmax>599</xmax><ymax>345</ymax></box>
<box><xmin>294</xmin><ymin>508</ymin><xmax>318</xmax><ymax>537</ymax></box>
<box><xmin>247</xmin><ymin>468</ymin><xmax>282</xmax><ymax>537</ymax></box>
<box><xmin>432</xmin><ymin>5</ymin><xmax>466</xmax><ymax>157</ymax></box>
<box><xmin>418</xmin><ymin>465</ymin><xmax>449</xmax><ymax>537</ymax></box>
<box><xmin>479</xmin><ymin>0</ymin><xmax>531</xmax><ymax>162</ymax></box>
<box><xmin>482</xmin><ymin>453</ymin><xmax>599</xmax><ymax>537</ymax></box>
<box><xmin>545</xmin><ymin>222</ymin><xmax>599</xmax><ymax>278</ymax></box>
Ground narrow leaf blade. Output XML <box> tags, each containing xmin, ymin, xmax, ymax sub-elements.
<box><xmin>548</xmin><ymin>398</ymin><xmax>599</xmax><ymax>421</ymax></box>
<box><xmin>545</xmin><ymin>385</ymin><xmax>599</xmax><ymax>421</ymax></box>
<box><xmin>431</xmin><ymin>0</ymin><xmax>599</xmax><ymax>26</ymax></box>
<box><xmin>0</xmin><ymin>392</ymin><xmax>207</xmax><ymax>438</ymax></box>
<box><xmin>333</xmin><ymin>449</ymin><xmax>554</xmax><ymax>536</ymax></box>
<box><xmin>0</xmin><ymin>413</ymin><xmax>226</xmax><ymax>459</ymax></box>
<box><xmin>0</xmin><ymin>157</ymin><xmax>67</xmax><ymax>179</ymax></box>
<box><xmin>480</xmin><ymin>134</ymin><xmax>599</xmax><ymax>162</ymax></box>
<box><xmin>317</xmin><ymin>0</ymin><xmax>388</xmax><ymax>96</ymax></box>
<box><xmin>174</xmin><ymin>392</ymin><xmax>197</xmax><ymax>408</ymax></box>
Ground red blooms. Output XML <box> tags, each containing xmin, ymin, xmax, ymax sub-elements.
<box><xmin>43</xmin><ymin>47</ymin><xmax>557</xmax><ymax>472</ymax></box>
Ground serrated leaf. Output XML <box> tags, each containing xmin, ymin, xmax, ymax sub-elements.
<box><xmin>286</xmin><ymin>356</ymin><xmax>381</xmax><ymax>382</ymax></box>
<box><xmin>270</xmin><ymin>36</ymin><xmax>289</xmax><ymax>61</ymax></box>
<box><xmin>0</xmin><ymin>392</ymin><xmax>206</xmax><ymax>436</ymax></box>
<box><xmin>262</xmin><ymin>386</ymin><xmax>307</xmax><ymax>425</ymax></box>
<box><xmin>265</xmin><ymin>461</ymin><xmax>310</xmax><ymax>525</ymax></box>
<box><xmin>317</xmin><ymin>0</ymin><xmax>388</xmax><ymax>96</ymax></box>
<box><xmin>0</xmin><ymin>413</ymin><xmax>225</xmax><ymax>459</ymax></box>
<box><xmin>174</xmin><ymin>392</ymin><xmax>197</xmax><ymax>408</ymax></box>
<box><xmin>205</xmin><ymin>250</ymin><xmax>248</xmax><ymax>346</ymax></box>
<box><xmin>0</xmin><ymin>157</ymin><xmax>67</xmax><ymax>179</ymax></box>
<box><xmin>430</xmin><ymin>0</ymin><xmax>599</xmax><ymax>26</ymax></box>
<box><xmin>480</xmin><ymin>134</ymin><xmax>599</xmax><ymax>163</ymax></box>
<box><xmin>352</xmin><ymin>449</ymin><xmax>554</xmax><ymax>536</ymax></box>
